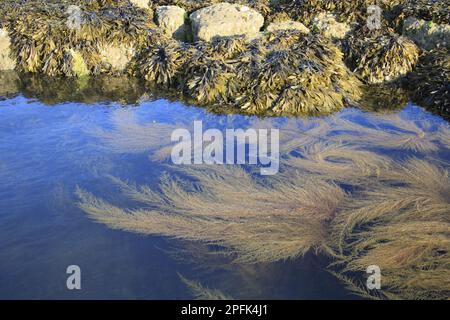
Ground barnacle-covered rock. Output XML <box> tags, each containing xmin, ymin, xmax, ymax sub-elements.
<box><xmin>266</xmin><ymin>21</ymin><xmax>310</xmax><ymax>34</ymax></box>
<box><xmin>0</xmin><ymin>28</ymin><xmax>16</xmax><ymax>71</ymax></box>
<box><xmin>406</xmin><ymin>48</ymin><xmax>449</xmax><ymax>118</ymax></box>
<box><xmin>403</xmin><ymin>17</ymin><xmax>450</xmax><ymax>50</ymax></box>
<box><xmin>189</xmin><ymin>2</ymin><xmax>264</xmax><ymax>42</ymax></box>
<box><xmin>155</xmin><ymin>5</ymin><xmax>189</xmax><ymax>41</ymax></box>
<box><xmin>345</xmin><ymin>28</ymin><xmax>420</xmax><ymax>84</ymax></box>
<box><xmin>311</xmin><ymin>13</ymin><xmax>351</xmax><ymax>39</ymax></box>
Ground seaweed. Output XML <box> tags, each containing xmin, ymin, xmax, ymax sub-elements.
<box><xmin>405</xmin><ymin>48</ymin><xmax>450</xmax><ymax>119</ymax></box>
<box><xmin>344</xmin><ymin>27</ymin><xmax>419</xmax><ymax>84</ymax></box>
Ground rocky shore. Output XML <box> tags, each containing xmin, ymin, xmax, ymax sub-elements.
<box><xmin>0</xmin><ymin>0</ymin><xmax>448</xmax><ymax>117</ymax></box>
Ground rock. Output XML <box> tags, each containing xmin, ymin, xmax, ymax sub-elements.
<box><xmin>266</xmin><ymin>20</ymin><xmax>310</xmax><ymax>34</ymax></box>
<box><xmin>130</xmin><ymin>0</ymin><xmax>150</xmax><ymax>9</ymax></box>
<box><xmin>156</xmin><ymin>6</ymin><xmax>188</xmax><ymax>41</ymax></box>
<box><xmin>312</xmin><ymin>13</ymin><xmax>351</xmax><ymax>39</ymax></box>
<box><xmin>0</xmin><ymin>28</ymin><xmax>16</xmax><ymax>71</ymax></box>
<box><xmin>403</xmin><ymin>17</ymin><xmax>450</xmax><ymax>50</ymax></box>
<box><xmin>189</xmin><ymin>3</ymin><xmax>264</xmax><ymax>42</ymax></box>
<box><xmin>98</xmin><ymin>44</ymin><xmax>135</xmax><ymax>73</ymax></box>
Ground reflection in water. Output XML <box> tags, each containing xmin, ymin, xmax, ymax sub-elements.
<box><xmin>78</xmin><ymin>108</ymin><xmax>450</xmax><ymax>300</ymax></box>
<box><xmin>0</xmin><ymin>91</ymin><xmax>448</xmax><ymax>299</ymax></box>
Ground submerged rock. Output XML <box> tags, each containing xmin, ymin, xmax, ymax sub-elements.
<box><xmin>403</xmin><ymin>17</ymin><xmax>450</xmax><ymax>50</ymax></box>
<box><xmin>266</xmin><ymin>20</ymin><xmax>310</xmax><ymax>34</ymax></box>
<box><xmin>0</xmin><ymin>28</ymin><xmax>16</xmax><ymax>71</ymax></box>
<box><xmin>189</xmin><ymin>3</ymin><xmax>264</xmax><ymax>41</ymax></box>
<box><xmin>156</xmin><ymin>5</ymin><xmax>189</xmax><ymax>41</ymax></box>
<box><xmin>312</xmin><ymin>13</ymin><xmax>351</xmax><ymax>40</ymax></box>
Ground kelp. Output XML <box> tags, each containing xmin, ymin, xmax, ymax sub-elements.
<box><xmin>0</xmin><ymin>0</ymin><xmax>154</xmax><ymax>76</ymax></box>
<box><xmin>406</xmin><ymin>48</ymin><xmax>450</xmax><ymax>119</ymax></box>
<box><xmin>344</xmin><ymin>27</ymin><xmax>419</xmax><ymax>84</ymax></box>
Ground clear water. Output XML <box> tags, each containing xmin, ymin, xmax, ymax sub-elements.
<box><xmin>0</xmin><ymin>94</ymin><xmax>448</xmax><ymax>299</ymax></box>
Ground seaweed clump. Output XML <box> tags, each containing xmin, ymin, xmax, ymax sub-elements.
<box><xmin>406</xmin><ymin>48</ymin><xmax>450</xmax><ymax>118</ymax></box>
<box><xmin>0</xmin><ymin>0</ymin><xmax>154</xmax><ymax>76</ymax></box>
<box><xmin>135</xmin><ymin>30</ymin><xmax>363</xmax><ymax>115</ymax></box>
<box><xmin>398</xmin><ymin>0</ymin><xmax>450</xmax><ymax>25</ymax></box>
<box><xmin>272</xmin><ymin>0</ymin><xmax>405</xmax><ymax>26</ymax></box>
<box><xmin>344</xmin><ymin>27</ymin><xmax>420</xmax><ymax>84</ymax></box>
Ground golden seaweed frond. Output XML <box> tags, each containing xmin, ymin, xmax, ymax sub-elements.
<box><xmin>178</xmin><ymin>273</ymin><xmax>233</xmax><ymax>300</ymax></box>
<box><xmin>77</xmin><ymin>164</ymin><xmax>348</xmax><ymax>263</ymax></box>
<box><xmin>331</xmin><ymin>158</ymin><xmax>450</xmax><ymax>300</ymax></box>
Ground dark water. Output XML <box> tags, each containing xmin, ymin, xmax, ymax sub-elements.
<box><xmin>0</xmin><ymin>94</ymin><xmax>448</xmax><ymax>299</ymax></box>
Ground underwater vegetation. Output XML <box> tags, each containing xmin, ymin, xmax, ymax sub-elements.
<box><xmin>178</xmin><ymin>273</ymin><xmax>234</xmax><ymax>300</ymax></box>
<box><xmin>77</xmin><ymin>110</ymin><xmax>450</xmax><ymax>300</ymax></box>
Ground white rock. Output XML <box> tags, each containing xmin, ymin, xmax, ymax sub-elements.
<box><xmin>312</xmin><ymin>13</ymin><xmax>351</xmax><ymax>39</ymax></box>
<box><xmin>0</xmin><ymin>28</ymin><xmax>16</xmax><ymax>71</ymax></box>
<box><xmin>189</xmin><ymin>3</ymin><xmax>264</xmax><ymax>42</ymax></box>
<box><xmin>156</xmin><ymin>6</ymin><xmax>188</xmax><ymax>41</ymax></box>
<box><xmin>98</xmin><ymin>44</ymin><xmax>135</xmax><ymax>72</ymax></box>
<box><xmin>266</xmin><ymin>20</ymin><xmax>310</xmax><ymax>34</ymax></box>
<box><xmin>130</xmin><ymin>0</ymin><xmax>149</xmax><ymax>9</ymax></box>
<box><xmin>403</xmin><ymin>17</ymin><xmax>449</xmax><ymax>50</ymax></box>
